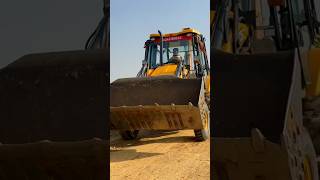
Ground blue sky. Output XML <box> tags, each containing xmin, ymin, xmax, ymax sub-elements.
<box><xmin>110</xmin><ymin>0</ymin><xmax>210</xmax><ymax>82</ymax></box>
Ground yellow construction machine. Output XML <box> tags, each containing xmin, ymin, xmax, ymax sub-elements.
<box><xmin>110</xmin><ymin>28</ymin><xmax>210</xmax><ymax>141</ymax></box>
<box><xmin>212</xmin><ymin>0</ymin><xmax>320</xmax><ymax>179</ymax></box>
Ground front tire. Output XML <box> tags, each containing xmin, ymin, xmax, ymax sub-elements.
<box><xmin>301</xmin><ymin>128</ymin><xmax>319</xmax><ymax>180</ymax></box>
<box><xmin>194</xmin><ymin>106</ymin><xmax>210</xmax><ymax>141</ymax></box>
<box><xmin>194</xmin><ymin>96</ymin><xmax>210</xmax><ymax>141</ymax></box>
<box><xmin>194</xmin><ymin>128</ymin><xmax>210</xmax><ymax>141</ymax></box>
<box><xmin>119</xmin><ymin>130</ymin><xmax>139</xmax><ymax>140</ymax></box>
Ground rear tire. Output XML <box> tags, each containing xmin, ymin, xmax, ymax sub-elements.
<box><xmin>119</xmin><ymin>130</ymin><xmax>139</xmax><ymax>140</ymax></box>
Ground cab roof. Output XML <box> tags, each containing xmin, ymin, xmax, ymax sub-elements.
<box><xmin>149</xmin><ymin>28</ymin><xmax>201</xmax><ymax>38</ymax></box>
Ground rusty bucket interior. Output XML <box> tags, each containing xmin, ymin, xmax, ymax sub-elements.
<box><xmin>212</xmin><ymin>48</ymin><xmax>295</xmax><ymax>143</ymax></box>
<box><xmin>0</xmin><ymin>49</ymin><xmax>108</xmax><ymax>144</ymax></box>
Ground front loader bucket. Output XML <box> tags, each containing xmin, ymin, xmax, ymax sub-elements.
<box><xmin>110</xmin><ymin>76</ymin><xmax>208</xmax><ymax>130</ymax></box>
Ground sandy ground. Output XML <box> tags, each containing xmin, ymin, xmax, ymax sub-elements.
<box><xmin>110</xmin><ymin>130</ymin><xmax>210</xmax><ymax>180</ymax></box>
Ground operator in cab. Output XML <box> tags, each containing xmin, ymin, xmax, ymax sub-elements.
<box><xmin>169</xmin><ymin>48</ymin><xmax>183</xmax><ymax>64</ymax></box>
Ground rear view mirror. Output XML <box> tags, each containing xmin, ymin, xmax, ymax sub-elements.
<box><xmin>142</xmin><ymin>59</ymin><xmax>147</xmax><ymax>65</ymax></box>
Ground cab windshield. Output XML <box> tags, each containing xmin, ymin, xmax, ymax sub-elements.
<box><xmin>147</xmin><ymin>39</ymin><xmax>193</xmax><ymax>69</ymax></box>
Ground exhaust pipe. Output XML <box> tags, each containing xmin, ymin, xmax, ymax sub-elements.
<box><xmin>158</xmin><ymin>30</ymin><xmax>163</xmax><ymax>65</ymax></box>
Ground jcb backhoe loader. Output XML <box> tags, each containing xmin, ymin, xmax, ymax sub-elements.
<box><xmin>110</xmin><ymin>28</ymin><xmax>210</xmax><ymax>141</ymax></box>
<box><xmin>212</xmin><ymin>0</ymin><xmax>320</xmax><ymax>179</ymax></box>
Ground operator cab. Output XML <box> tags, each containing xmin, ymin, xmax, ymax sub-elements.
<box><xmin>142</xmin><ymin>28</ymin><xmax>210</xmax><ymax>78</ymax></box>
